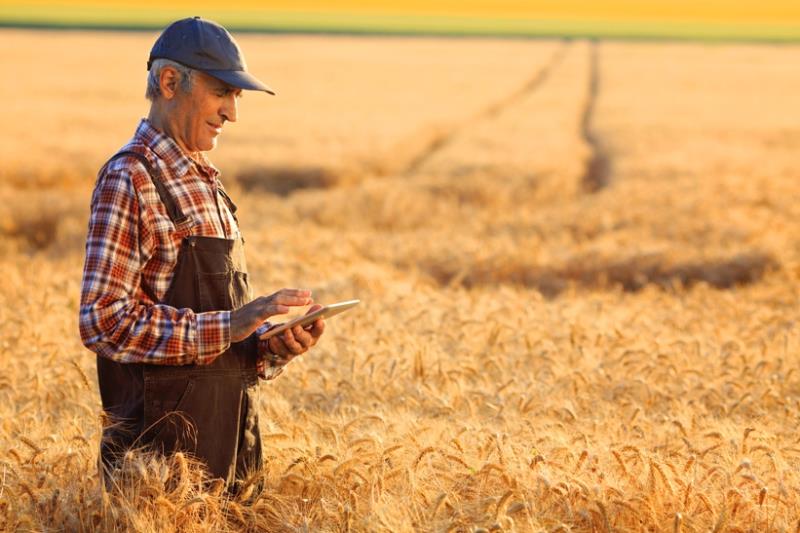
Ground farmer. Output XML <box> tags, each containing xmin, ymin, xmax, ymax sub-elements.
<box><xmin>78</xmin><ymin>17</ymin><xmax>325</xmax><ymax>490</ymax></box>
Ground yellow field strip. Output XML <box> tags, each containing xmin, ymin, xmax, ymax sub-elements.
<box><xmin>1</xmin><ymin>1</ymin><xmax>800</xmax><ymax>40</ymax></box>
<box><xmin>6</xmin><ymin>0</ymin><xmax>800</xmax><ymax>24</ymax></box>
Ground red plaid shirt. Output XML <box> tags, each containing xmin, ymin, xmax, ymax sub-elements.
<box><xmin>80</xmin><ymin>119</ymin><xmax>276</xmax><ymax>375</ymax></box>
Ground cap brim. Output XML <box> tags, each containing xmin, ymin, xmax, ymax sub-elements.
<box><xmin>204</xmin><ymin>69</ymin><xmax>276</xmax><ymax>95</ymax></box>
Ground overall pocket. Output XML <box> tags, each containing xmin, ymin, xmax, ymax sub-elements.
<box><xmin>143</xmin><ymin>375</ymin><xmax>197</xmax><ymax>454</ymax></box>
<box><xmin>197</xmin><ymin>271</ymin><xmax>231</xmax><ymax>311</ymax></box>
<box><xmin>197</xmin><ymin>271</ymin><xmax>249</xmax><ymax>311</ymax></box>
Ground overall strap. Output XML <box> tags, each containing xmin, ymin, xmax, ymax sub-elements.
<box><xmin>107</xmin><ymin>150</ymin><xmax>189</xmax><ymax>226</ymax></box>
<box><xmin>216</xmin><ymin>186</ymin><xmax>240</xmax><ymax>225</ymax></box>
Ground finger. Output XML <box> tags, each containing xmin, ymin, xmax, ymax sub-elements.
<box><xmin>275</xmin><ymin>288</ymin><xmax>313</xmax><ymax>304</ymax></box>
<box><xmin>309</xmin><ymin>318</ymin><xmax>325</xmax><ymax>338</ymax></box>
<box><xmin>268</xmin><ymin>336</ymin><xmax>291</xmax><ymax>358</ymax></box>
<box><xmin>255</xmin><ymin>290</ymin><xmax>313</xmax><ymax>315</ymax></box>
<box><xmin>270</xmin><ymin>293</ymin><xmax>313</xmax><ymax>307</ymax></box>
<box><xmin>291</xmin><ymin>324</ymin><xmax>315</xmax><ymax>348</ymax></box>
<box><xmin>305</xmin><ymin>303</ymin><xmax>323</xmax><ymax>314</ymax></box>
<box><xmin>278</xmin><ymin>288</ymin><xmax>312</xmax><ymax>298</ymax></box>
<box><xmin>281</xmin><ymin>328</ymin><xmax>305</xmax><ymax>355</ymax></box>
<box><xmin>259</xmin><ymin>301</ymin><xmax>309</xmax><ymax>319</ymax></box>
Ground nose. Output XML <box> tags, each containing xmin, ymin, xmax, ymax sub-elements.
<box><xmin>221</xmin><ymin>93</ymin><xmax>238</xmax><ymax>123</ymax></box>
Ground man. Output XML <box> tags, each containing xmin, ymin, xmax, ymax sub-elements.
<box><xmin>79</xmin><ymin>17</ymin><xmax>325</xmax><ymax>489</ymax></box>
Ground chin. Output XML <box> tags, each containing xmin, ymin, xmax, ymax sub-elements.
<box><xmin>199</xmin><ymin>138</ymin><xmax>217</xmax><ymax>152</ymax></box>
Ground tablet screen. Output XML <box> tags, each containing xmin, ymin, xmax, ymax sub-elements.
<box><xmin>258</xmin><ymin>299</ymin><xmax>360</xmax><ymax>340</ymax></box>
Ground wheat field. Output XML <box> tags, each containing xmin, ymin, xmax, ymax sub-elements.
<box><xmin>1</xmin><ymin>29</ymin><xmax>800</xmax><ymax>531</ymax></box>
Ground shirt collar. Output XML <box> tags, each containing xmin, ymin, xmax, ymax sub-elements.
<box><xmin>133</xmin><ymin>118</ymin><xmax>220</xmax><ymax>181</ymax></box>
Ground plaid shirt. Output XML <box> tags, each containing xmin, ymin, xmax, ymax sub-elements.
<box><xmin>80</xmin><ymin>119</ymin><xmax>277</xmax><ymax>376</ymax></box>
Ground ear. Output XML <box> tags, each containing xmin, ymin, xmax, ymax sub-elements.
<box><xmin>158</xmin><ymin>66</ymin><xmax>181</xmax><ymax>100</ymax></box>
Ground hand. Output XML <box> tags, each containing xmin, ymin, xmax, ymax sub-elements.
<box><xmin>230</xmin><ymin>288</ymin><xmax>312</xmax><ymax>343</ymax></box>
<box><xmin>259</xmin><ymin>304</ymin><xmax>326</xmax><ymax>367</ymax></box>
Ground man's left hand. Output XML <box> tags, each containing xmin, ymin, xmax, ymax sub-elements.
<box><xmin>258</xmin><ymin>304</ymin><xmax>326</xmax><ymax>368</ymax></box>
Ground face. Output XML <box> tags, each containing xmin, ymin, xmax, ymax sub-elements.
<box><xmin>166</xmin><ymin>70</ymin><xmax>242</xmax><ymax>153</ymax></box>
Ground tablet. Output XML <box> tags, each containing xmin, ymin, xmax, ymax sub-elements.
<box><xmin>258</xmin><ymin>299</ymin><xmax>360</xmax><ymax>340</ymax></box>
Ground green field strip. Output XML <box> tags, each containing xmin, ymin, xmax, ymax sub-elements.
<box><xmin>1</xmin><ymin>5</ymin><xmax>800</xmax><ymax>42</ymax></box>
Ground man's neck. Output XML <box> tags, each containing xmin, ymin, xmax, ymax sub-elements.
<box><xmin>147</xmin><ymin>106</ymin><xmax>200</xmax><ymax>161</ymax></box>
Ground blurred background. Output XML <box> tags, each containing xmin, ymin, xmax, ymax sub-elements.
<box><xmin>2</xmin><ymin>0</ymin><xmax>798</xmax><ymax>284</ymax></box>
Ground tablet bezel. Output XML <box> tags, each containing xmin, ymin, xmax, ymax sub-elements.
<box><xmin>257</xmin><ymin>299</ymin><xmax>360</xmax><ymax>340</ymax></box>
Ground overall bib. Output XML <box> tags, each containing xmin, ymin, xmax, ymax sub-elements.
<box><xmin>96</xmin><ymin>149</ymin><xmax>262</xmax><ymax>488</ymax></box>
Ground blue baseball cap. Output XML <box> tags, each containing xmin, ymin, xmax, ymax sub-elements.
<box><xmin>147</xmin><ymin>16</ymin><xmax>275</xmax><ymax>95</ymax></box>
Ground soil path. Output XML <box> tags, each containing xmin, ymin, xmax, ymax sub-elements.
<box><xmin>580</xmin><ymin>40</ymin><xmax>611</xmax><ymax>192</ymax></box>
<box><xmin>401</xmin><ymin>41</ymin><xmax>571</xmax><ymax>176</ymax></box>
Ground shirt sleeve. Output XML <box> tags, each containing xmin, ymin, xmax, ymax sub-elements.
<box><xmin>79</xmin><ymin>163</ymin><xmax>230</xmax><ymax>365</ymax></box>
<box><xmin>255</xmin><ymin>322</ymin><xmax>284</xmax><ymax>380</ymax></box>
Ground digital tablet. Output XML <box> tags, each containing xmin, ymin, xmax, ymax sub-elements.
<box><xmin>258</xmin><ymin>299</ymin><xmax>360</xmax><ymax>340</ymax></box>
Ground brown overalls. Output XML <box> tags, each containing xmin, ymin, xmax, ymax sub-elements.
<box><xmin>96</xmin><ymin>148</ymin><xmax>262</xmax><ymax>489</ymax></box>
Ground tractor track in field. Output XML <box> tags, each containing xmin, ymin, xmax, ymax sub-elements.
<box><xmin>238</xmin><ymin>42</ymin><xmax>571</xmax><ymax>196</ymax></box>
<box><xmin>580</xmin><ymin>40</ymin><xmax>611</xmax><ymax>193</ymax></box>
<box><xmin>402</xmin><ymin>40</ymin><xmax>571</xmax><ymax>177</ymax></box>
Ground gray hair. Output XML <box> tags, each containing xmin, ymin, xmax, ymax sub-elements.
<box><xmin>145</xmin><ymin>58</ymin><xmax>195</xmax><ymax>101</ymax></box>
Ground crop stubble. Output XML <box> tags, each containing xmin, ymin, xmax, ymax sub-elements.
<box><xmin>1</xmin><ymin>30</ymin><xmax>800</xmax><ymax>531</ymax></box>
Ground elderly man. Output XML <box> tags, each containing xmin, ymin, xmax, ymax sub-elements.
<box><xmin>79</xmin><ymin>17</ymin><xmax>325</xmax><ymax>489</ymax></box>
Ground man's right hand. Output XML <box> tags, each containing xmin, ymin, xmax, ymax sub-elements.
<box><xmin>230</xmin><ymin>288</ymin><xmax>312</xmax><ymax>342</ymax></box>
